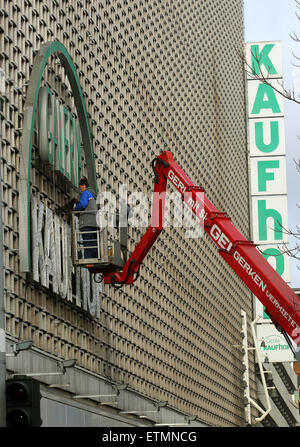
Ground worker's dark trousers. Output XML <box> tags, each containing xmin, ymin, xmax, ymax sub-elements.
<box><xmin>81</xmin><ymin>226</ymin><xmax>98</xmax><ymax>259</ymax></box>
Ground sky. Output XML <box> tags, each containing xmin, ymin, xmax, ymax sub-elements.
<box><xmin>244</xmin><ymin>0</ymin><xmax>300</xmax><ymax>287</ymax></box>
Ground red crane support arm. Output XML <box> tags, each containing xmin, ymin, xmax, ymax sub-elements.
<box><xmin>104</xmin><ymin>151</ymin><xmax>300</xmax><ymax>345</ymax></box>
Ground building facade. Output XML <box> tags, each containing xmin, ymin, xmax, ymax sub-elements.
<box><xmin>0</xmin><ymin>0</ymin><xmax>269</xmax><ymax>427</ymax></box>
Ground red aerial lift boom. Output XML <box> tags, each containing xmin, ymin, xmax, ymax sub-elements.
<box><xmin>93</xmin><ymin>151</ymin><xmax>300</xmax><ymax>349</ymax></box>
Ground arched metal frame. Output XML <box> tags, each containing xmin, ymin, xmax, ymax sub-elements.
<box><xmin>19</xmin><ymin>41</ymin><xmax>97</xmax><ymax>272</ymax></box>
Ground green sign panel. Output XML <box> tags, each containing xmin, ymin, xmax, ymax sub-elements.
<box><xmin>19</xmin><ymin>41</ymin><xmax>97</xmax><ymax>273</ymax></box>
<box><xmin>38</xmin><ymin>86</ymin><xmax>83</xmax><ymax>186</ymax></box>
<box><xmin>246</xmin><ymin>41</ymin><xmax>291</xmax><ymax>333</ymax></box>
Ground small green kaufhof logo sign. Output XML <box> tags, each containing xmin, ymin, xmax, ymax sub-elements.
<box><xmin>263</xmin><ymin>335</ymin><xmax>290</xmax><ymax>351</ymax></box>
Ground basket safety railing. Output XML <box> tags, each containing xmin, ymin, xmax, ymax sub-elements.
<box><xmin>71</xmin><ymin>211</ymin><xmax>126</xmax><ymax>270</ymax></box>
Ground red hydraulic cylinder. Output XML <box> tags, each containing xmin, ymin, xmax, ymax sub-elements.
<box><xmin>103</xmin><ymin>159</ymin><xmax>168</xmax><ymax>285</ymax></box>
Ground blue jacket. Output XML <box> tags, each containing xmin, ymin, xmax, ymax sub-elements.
<box><xmin>75</xmin><ymin>188</ymin><xmax>98</xmax><ymax>228</ymax></box>
<box><xmin>75</xmin><ymin>190</ymin><xmax>94</xmax><ymax>211</ymax></box>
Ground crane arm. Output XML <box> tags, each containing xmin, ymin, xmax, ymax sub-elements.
<box><xmin>102</xmin><ymin>151</ymin><xmax>300</xmax><ymax>344</ymax></box>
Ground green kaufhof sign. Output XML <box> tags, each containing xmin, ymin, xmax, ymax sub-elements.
<box><xmin>38</xmin><ymin>86</ymin><xmax>83</xmax><ymax>186</ymax></box>
<box><xmin>19</xmin><ymin>41</ymin><xmax>97</xmax><ymax>273</ymax></box>
<box><xmin>257</xmin><ymin>325</ymin><xmax>293</xmax><ymax>363</ymax></box>
<box><xmin>245</xmin><ymin>41</ymin><xmax>294</xmax><ymax>362</ymax></box>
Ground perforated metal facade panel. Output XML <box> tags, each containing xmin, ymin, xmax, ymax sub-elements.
<box><xmin>1</xmin><ymin>0</ymin><xmax>254</xmax><ymax>426</ymax></box>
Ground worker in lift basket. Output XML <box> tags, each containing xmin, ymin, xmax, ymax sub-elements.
<box><xmin>74</xmin><ymin>176</ymin><xmax>98</xmax><ymax>259</ymax></box>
